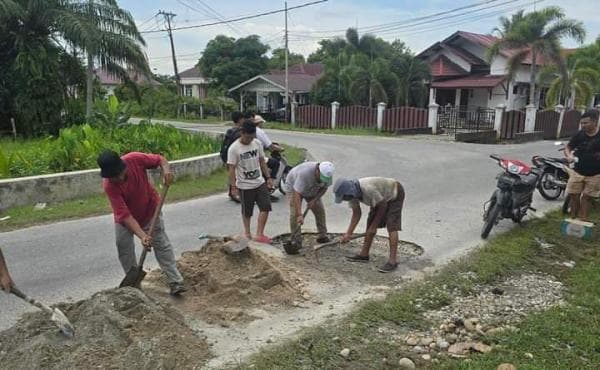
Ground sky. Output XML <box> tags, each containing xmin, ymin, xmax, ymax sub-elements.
<box><xmin>119</xmin><ymin>0</ymin><xmax>600</xmax><ymax>75</ymax></box>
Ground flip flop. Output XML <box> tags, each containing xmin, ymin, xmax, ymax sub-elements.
<box><xmin>345</xmin><ymin>254</ymin><xmax>370</xmax><ymax>263</ymax></box>
<box><xmin>378</xmin><ymin>262</ymin><xmax>398</xmax><ymax>273</ymax></box>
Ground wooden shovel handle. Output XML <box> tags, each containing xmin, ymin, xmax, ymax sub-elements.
<box><xmin>138</xmin><ymin>184</ymin><xmax>170</xmax><ymax>267</ymax></box>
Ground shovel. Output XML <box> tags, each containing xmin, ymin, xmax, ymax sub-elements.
<box><xmin>198</xmin><ymin>234</ymin><xmax>249</xmax><ymax>254</ymax></box>
<box><xmin>10</xmin><ymin>285</ymin><xmax>75</xmax><ymax>338</ymax></box>
<box><xmin>119</xmin><ymin>184</ymin><xmax>169</xmax><ymax>289</ymax></box>
<box><xmin>283</xmin><ymin>207</ymin><xmax>311</xmax><ymax>255</ymax></box>
<box><xmin>313</xmin><ymin>233</ymin><xmax>367</xmax><ymax>263</ymax></box>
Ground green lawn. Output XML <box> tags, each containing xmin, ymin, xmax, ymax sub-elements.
<box><xmin>0</xmin><ymin>144</ymin><xmax>305</xmax><ymax>232</ymax></box>
<box><xmin>236</xmin><ymin>210</ymin><xmax>600</xmax><ymax>369</ymax></box>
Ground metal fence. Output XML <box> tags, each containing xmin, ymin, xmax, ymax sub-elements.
<box><xmin>437</xmin><ymin>107</ymin><xmax>495</xmax><ymax>134</ymax></box>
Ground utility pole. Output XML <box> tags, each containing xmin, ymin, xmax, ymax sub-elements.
<box><xmin>159</xmin><ymin>10</ymin><xmax>181</xmax><ymax>96</ymax></box>
<box><xmin>284</xmin><ymin>1</ymin><xmax>289</xmax><ymax>123</ymax></box>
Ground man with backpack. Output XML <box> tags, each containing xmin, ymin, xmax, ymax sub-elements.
<box><xmin>221</xmin><ymin>112</ymin><xmax>244</xmax><ymax>202</ymax></box>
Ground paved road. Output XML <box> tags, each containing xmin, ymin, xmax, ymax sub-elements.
<box><xmin>0</xmin><ymin>123</ymin><xmax>562</xmax><ymax>329</ymax></box>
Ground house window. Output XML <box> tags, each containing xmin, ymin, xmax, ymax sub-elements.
<box><xmin>184</xmin><ymin>85</ymin><xmax>193</xmax><ymax>97</ymax></box>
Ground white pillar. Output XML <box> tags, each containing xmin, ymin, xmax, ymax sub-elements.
<box><xmin>239</xmin><ymin>91</ymin><xmax>244</xmax><ymax>112</ymax></box>
<box><xmin>291</xmin><ymin>101</ymin><xmax>298</xmax><ymax>126</ymax></box>
<box><xmin>525</xmin><ymin>104</ymin><xmax>537</xmax><ymax>132</ymax></box>
<box><xmin>376</xmin><ymin>102</ymin><xmax>386</xmax><ymax>131</ymax></box>
<box><xmin>429</xmin><ymin>88</ymin><xmax>437</xmax><ymax>104</ymax></box>
<box><xmin>199</xmin><ymin>104</ymin><xmax>204</xmax><ymax>120</ymax></box>
<box><xmin>494</xmin><ymin>104</ymin><xmax>506</xmax><ymax>139</ymax></box>
<box><xmin>555</xmin><ymin>104</ymin><xmax>565</xmax><ymax>139</ymax></box>
<box><xmin>331</xmin><ymin>101</ymin><xmax>340</xmax><ymax>129</ymax></box>
<box><xmin>428</xmin><ymin>103</ymin><xmax>439</xmax><ymax>135</ymax></box>
<box><xmin>455</xmin><ymin>89</ymin><xmax>461</xmax><ymax>107</ymax></box>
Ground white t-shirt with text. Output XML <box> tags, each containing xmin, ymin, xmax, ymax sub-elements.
<box><xmin>227</xmin><ymin>139</ymin><xmax>266</xmax><ymax>190</ymax></box>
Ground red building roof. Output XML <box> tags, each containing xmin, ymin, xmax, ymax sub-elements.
<box><xmin>430</xmin><ymin>55</ymin><xmax>468</xmax><ymax>78</ymax></box>
<box><xmin>431</xmin><ymin>74</ymin><xmax>506</xmax><ymax>89</ymax></box>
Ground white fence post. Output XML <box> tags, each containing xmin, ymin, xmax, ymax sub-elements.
<box><xmin>376</xmin><ymin>102</ymin><xmax>386</xmax><ymax>131</ymax></box>
<box><xmin>291</xmin><ymin>101</ymin><xmax>298</xmax><ymax>125</ymax></box>
<box><xmin>494</xmin><ymin>104</ymin><xmax>505</xmax><ymax>139</ymax></box>
<box><xmin>555</xmin><ymin>104</ymin><xmax>565</xmax><ymax>139</ymax></box>
<box><xmin>428</xmin><ymin>103</ymin><xmax>439</xmax><ymax>134</ymax></box>
<box><xmin>331</xmin><ymin>101</ymin><xmax>340</xmax><ymax>129</ymax></box>
<box><xmin>525</xmin><ymin>104</ymin><xmax>537</xmax><ymax>132</ymax></box>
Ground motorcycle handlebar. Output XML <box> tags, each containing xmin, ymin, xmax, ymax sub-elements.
<box><xmin>490</xmin><ymin>154</ymin><xmax>501</xmax><ymax>161</ymax></box>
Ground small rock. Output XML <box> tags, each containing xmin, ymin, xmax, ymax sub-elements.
<box><xmin>398</xmin><ymin>357</ymin><xmax>416</xmax><ymax>369</ymax></box>
<box><xmin>422</xmin><ymin>354</ymin><xmax>432</xmax><ymax>361</ymax></box>
<box><xmin>473</xmin><ymin>342</ymin><xmax>492</xmax><ymax>353</ymax></box>
<box><xmin>437</xmin><ymin>340</ymin><xmax>450</xmax><ymax>350</ymax></box>
<box><xmin>420</xmin><ymin>337</ymin><xmax>433</xmax><ymax>346</ymax></box>
<box><xmin>447</xmin><ymin>334</ymin><xmax>458</xmax><ymax>343</ymax></box>
<box><xmin>406</xmin><ymin>336</ymin><xmax>419</xmax><ymax>346</ymax></box>
<box><xmin>562</xmin><ymin>261</ymin><xmax>576</xmax><ymax>269</ymax></box>
<box><xmin>340</xmin><ymin>348</ymin><xmax>350</xmax><ymax>358</ymax></box>
<box><xmin>266</xmin><ymin>338</ymin><xmax>273</xmax><ymax>344</ymax></box>
<box><xmin>332</xmin><ymin>336</ymin><xmax>340</xmax><ymax>342</ymax></box>
<box><xmin>412</xmin><ymin>346</ymin><xmax>425</xmax><ymax>353</ymax></box>
<box><xmin>329</xmin><ymin>305</ymin><xmax>334</xmax><ymax>310</ymax></box>
<box><xmin>492</xmin><ymin>287</ymin><xmax>504</xmax><ymax>295</ymax></box>
<box><xmin>497</xmin><ymin>364</ymin><xmax>517</xmax><ymax>370</ymax></box>
<box><xmin>302</xmin><ymin>293</ymin><xmax>311</xmax><ymax>300</ymax></box>
<box><xmin>525</xmin><ymin>352</ymin><xmax>534</xmax><ymax>359</ymax></box>
<box><xmin>34</xmin><ymin>202</ymin><xmax>47</xmax><ymax>210</ymax></box>
<box><xmin>464</xmin><ymin>318</ymin><xmax>479</xmax><ymax>332</ymax></box>
<box><xmin>429</xmin><ymin>342</ymin><xmax>437</xmax><ymax>349</ymax></box>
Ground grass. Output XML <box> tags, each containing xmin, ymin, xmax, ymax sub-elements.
<box><xmin>0</xmin><ymin>144</ymin><xmax>305</xmax><ymax>232</ymax></box>
<box><xmin>264</xmin><ymin>122</ymin><xmax>394</xmax><ymax>136</ymax></box>
<box><xmin>235</xmin><ymin>210</ymin><xmax>600</xmax><ymax>369</ymax></box>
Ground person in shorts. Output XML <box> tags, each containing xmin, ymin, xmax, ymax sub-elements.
<box><xmin>565</xmin><ymin>109</ymin><xmax>600</xmax><ymax>221</ymax></box>
<box><xmin>227</xmin><ymin>120</ymin><xmax>274</xmax><ymax>243</ymax></box>
<box><xmin>334</xmin><ymin>177</ymin><xmax>406</xmax><ymax>273</ymax></box>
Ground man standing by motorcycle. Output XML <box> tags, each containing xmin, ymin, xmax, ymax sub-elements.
<box><xmin>565</xmin><ymin>109</ymin><xmax>600</xmax><ymax>221</ymax></box>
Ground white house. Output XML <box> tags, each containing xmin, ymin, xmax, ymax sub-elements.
<box><xmin>94</xmin><ymin>68</ymin><xmax>161</xmax><ymax>95</ymax></box>
<box><xmin>418</xmin><ymin>31</ymin><xmax>575</xmax><ymax>112</ymax></box>
<box><xmin>179</xmin><ymin>66</ymin><xmax>210</xmax><ymax>99</ymax></box>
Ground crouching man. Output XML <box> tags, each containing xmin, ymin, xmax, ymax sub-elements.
<box><xmin>334</xmin><ymin>177</ymin><xmax>405</xmax><ymax>273</ymax></box>
<box><xmin>97</xmin><ymin>150</ymin><xmax>186</xmax><ymax>295</ymax></box>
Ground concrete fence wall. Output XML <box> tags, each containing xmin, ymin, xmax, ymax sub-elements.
<box><xmin>0</xmin><ymin>153</ymin><xmax>223</xmax><ymax>210</ymax></box>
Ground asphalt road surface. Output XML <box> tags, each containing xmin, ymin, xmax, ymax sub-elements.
<box><xmin>0</xmin><ymin>122</ymin><xmax>563</xmax><ymax>329</ymax></box>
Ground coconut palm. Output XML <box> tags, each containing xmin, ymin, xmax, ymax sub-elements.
<box><xmin>391</xmin><ymin>54</ymin><xmax>431</xmax><ymax>107</ymax></box>
<box><xmin>540</xmin><ymin>58</ymin><xmax>600</xmax><ymax>109</ymax></box>
<box><xmin>488</xmin><ymin>7</ymin><xmax>585</xmax><ymax>107</ymax></box>
<box><xmin>340</xmin><ymin>54</ymin><xmax>399</xmax><ymax>107</ymax></box>
<box><xmin>0</xmin><ymin>0</ymin><xmax>149</xmax><ymax>120</ymax></box>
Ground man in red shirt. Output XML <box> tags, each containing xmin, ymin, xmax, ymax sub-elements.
<box><xmin>97</xmin><ymin>150</ymin><xmax>186</xmax><ymax>295</ymax></box>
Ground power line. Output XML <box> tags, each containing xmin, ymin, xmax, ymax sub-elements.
<box><xmin>192</xmin><ymin>0</ymin><xmax>242</xmax><ymax>35</ymax></box>
<box><xmin>140</xmin><ymin>0</ymin><xmax>329</xmax><ymax>34</ymax></box>
<box><xmin>175</xmin><ymin>0</ymin><xmax>241</xmax><ymax>35</ymax></box>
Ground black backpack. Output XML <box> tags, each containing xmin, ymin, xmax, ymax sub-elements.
<box><xmin>220</xmin><ymin>127</ymin><xmax>241</xmax><ymax>163</ymax></box>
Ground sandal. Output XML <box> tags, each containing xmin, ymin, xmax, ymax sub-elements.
<box><xmin>345</xmin><ymin>254</ymin><xmax>370</xmax><ymax>263</ymax></box>
<box><xmin>378</xmin><ymin>262</ymin><xmax>398</xmax><ymax>273</ymax></box>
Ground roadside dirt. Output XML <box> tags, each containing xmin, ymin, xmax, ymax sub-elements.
<box><xmin>0</xmin><ymin>288</ymin><xmax>210</xmax><ymax>370</ymax></box>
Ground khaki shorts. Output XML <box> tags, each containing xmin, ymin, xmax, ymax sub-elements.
<box><xmin>240</xmin><ymin>183</ymin><xmax>272</xmax><ymax>218</ymax></box>
<box><xmin>566</xmin><ymin>169</ymin><xmax>600</xmax><ymax>198</ymax></box>
<box><xmin>367</xmin><ymin>183</ymin><xmax>405</xmax><ymax>232</ymax></box>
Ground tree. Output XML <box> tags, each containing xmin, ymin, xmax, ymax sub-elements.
<box><xmin>268</xmin><ymin>48</ymin><xmax>305</xmax><ymax>70</ymax></box>
<box><xmin>391</xmin><ymin>54</ymin><xmax>431</xmax><ymax>107</ymax></box>
<box><xmin>488</xmin><ymin>7</ymin><xmax>586</xmax><ymax>107</ymax></box>
<box><xmin>340</xmin><ymin>54</ymin><xmax>399</xmax><ymax>107</ymax></box>
<box><xmin>307</xmin><ymin>38</ymin><xmax>347</xmax><ymax>63</ymax></box>
<box><xmin>541</xmin><ymin>57</ymin><xmax>600</xmax><ymax>109</ymax></box>
<box><xmin>199</xmin><ymin>35</ymin><xmax>270</xmax><ymax>90</ymax></box>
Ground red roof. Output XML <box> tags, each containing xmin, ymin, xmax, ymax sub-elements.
<box><xmin>261</xmin><ymin>73</ymin><xmax>321</xmax><ymax>92</ymax></box>
<box><xmin>431</xmin><ymin>74</ymin><xmax>506</xmax><ymax>89</ymax></box>
<box><xmin>430</xmin><ymin>55</ymin><xmax>468</xmax><ymax>78</ymax></box>
<box><xmin>269</xmin><ymin>63</ymin><xmax>324</xmax><ymax>76</ymax></box>
<box><xmin>94</xmin><ymin>68</ymin><xmax>160</xmax><ymax>86</ymax></box>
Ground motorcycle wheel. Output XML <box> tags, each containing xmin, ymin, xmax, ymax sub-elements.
<box><xmin>278</xmin><ymin>167</ymin><xmax>291</xmax><ymax>195</ymax></box>
<box><xmin>481</xmin><ymin>203</ymin><xmax>501</xmax><ymax>239</ymax></box>
<box><xmin>537</xmin><ymin>170</ymin><xmax>562</xmax><ymax>200</ymax></box>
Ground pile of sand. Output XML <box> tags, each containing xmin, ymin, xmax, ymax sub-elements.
<box><xmin>0</xmin><ymin>288</ymin><xmax>210</xmax><ymax>370</ymax></box>
<box><xmin>145</xmin><ymin>240</ymin><xmax>306</xmax><ymax>324</ymax></box>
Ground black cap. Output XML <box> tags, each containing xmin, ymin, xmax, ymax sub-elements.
<box><xmin>97</xmin><ymin>150</ymin><xmax>126</xmax><ymax>178</ymax></box>
<box><xmin>241</xmin><ymin>120</ymin><xmax>256</xmax><ymax>134</ymax></box>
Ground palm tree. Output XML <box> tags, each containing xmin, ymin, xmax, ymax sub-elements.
<box><xmin>391</xmin><ymin>54</ymin><xmax>431</xmax><ymax>107</ymax></box>
<box><xmin>340</xmin><ymin>54</ymin><xmax>398</xmax><ymax>107</ymax></box>
<box><xmin>0</xmin><ymin>0</ymin><xmax>149</xmax><ymax>120</ymax></box>
<box><xmin>488</xmin><ymin>7</ymin><xmax>585</xmax><ymax>107</ymax></box>
<box><xmin>540</xmin><ymin>58</ymin><xmax>600</xmax><ymax>109</ymax></box>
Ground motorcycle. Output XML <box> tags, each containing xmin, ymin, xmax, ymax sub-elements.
<box><xmin>481</xmin><ymin>155</ymin><xmax>541</xmax><ymax>239</ymax></box>
<box><xmin>531</xmin><ymin>149</ymin><xmax>570</xmax><ymax>201</ymax></box>
<box><xmin>267</xmin><ymin>148</ymin><xmax>293</xmax><ymax>196</ymax></box>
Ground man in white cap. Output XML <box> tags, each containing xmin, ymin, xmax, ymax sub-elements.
<box><xmin>333</xmin><ymin>177</ymin><xmax>405</xmax><ymax>273</ymax></box>
<box><xmin>284</xmin><ymin>161</ymin><xmax>335</xmax><ymax>245</ymax></box>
